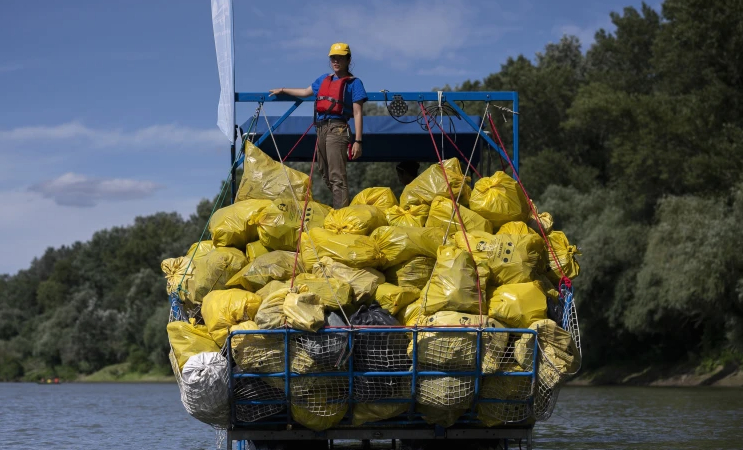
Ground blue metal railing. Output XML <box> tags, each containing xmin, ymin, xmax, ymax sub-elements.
<box><xmin>226</xmin><ymin>326</ymin><xmax>539</xmax><ymax>429</ymax></box>
<box><xmin>233</xmin><ymin>91</ymin><xmax>519</xmax><ymax>177</ymax></box>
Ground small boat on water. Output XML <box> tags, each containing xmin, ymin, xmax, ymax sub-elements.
<box><xmin>37</xmin><ymin>378</ymin><xmax>61</xmax><ymax>385</ymax></box>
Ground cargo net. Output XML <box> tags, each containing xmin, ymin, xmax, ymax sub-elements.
<box><xmin>533</xmin><ymin>293</ymin><xmax>581</xmax><ymax>421</ymax></box>
<box><xmin>413</xmin><ymin>329</ymin><xmax>479</xmax><ymax>371</ymax></box>
<box><xmin>291</xmin><ymin>375</ymin><xmax>349</xmax><ymax>416</ymax></box>
<box><xmin>353</xmin><ymin>331</ymin><xmax>412</xmax><ymax>402</ymax></box>
<box><xmin>479</xmin><ymin>332</ymin><xmax>534</xmax><ymax>424</ymax></box>
<box><xmin>290</xmin><ymin>332</ymin><xmax>348</xmax><ymax>373</ymax></box>
<box><xmin>417</xmin><ymin>374</ymin><xmax>475</xmax><ymax>408</ymax></box>
<box><xmin>233</xmin><ymin>377</ymin><xmax>285</xmax><ymax>423</ymax></box>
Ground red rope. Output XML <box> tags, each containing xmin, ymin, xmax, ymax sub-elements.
<box><xmin>282</xmin><ymin>122</ymin><xmax>315</xmax><ymax>162</ymax></box>
<box><xmin>487</xmin><ymin>118</ymin><xmax>508</xmax><ymax>172</ymax></box>
<box><xmin>486</xmin><ymin>113</ymin><xmax>570</xmax><ymax>289</ymax></box>
<box><xmin>420</xmin><ymin>103</ymin><xmax>486</xmax><ymax>326</ymax></box>
<box><xmin>428</xmin><ymin>117</ymin><xmax>482</xmax><ymax>179</ymax></box>
<box><xmin>290</xmin><ymin>137</ymin><xmax>318</xmax><ymax>288</ymax></box>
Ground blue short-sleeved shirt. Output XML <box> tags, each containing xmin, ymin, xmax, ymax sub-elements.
<box><xmin>312</xmin><ymin>74</ymin><xmax>368</xmax><ymax>121</ymax></box>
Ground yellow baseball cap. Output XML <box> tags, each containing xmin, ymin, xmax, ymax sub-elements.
<box><xmin>328</xmin><ymin>42</ymin><xmax>351</xmax><ymax>56</ymax></box>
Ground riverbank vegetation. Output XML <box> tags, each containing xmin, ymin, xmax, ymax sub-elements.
<box><xmin>1</xmin><ymin>0</ymin><xmax>742</xmax><ymax>382</ymax></box>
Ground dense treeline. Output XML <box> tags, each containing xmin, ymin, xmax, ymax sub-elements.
<box><xmin>2</xmin><ymin>0</ymin><xmax>743</xmax><ymax>381</ymax></box>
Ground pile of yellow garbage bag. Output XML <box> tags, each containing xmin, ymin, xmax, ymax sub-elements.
<box><xmin>163</xmin><ymin>143</ymin><xmax>582</xmax><ymax>430</ymax></box>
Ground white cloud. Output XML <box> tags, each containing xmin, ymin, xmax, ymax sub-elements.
<box><xmin>0</xmin><ymin>121</ymin><xmax>227</xmax><ymax>148</ymax></box>
<box><xmin>28</xmin><ymin>173</ymin><xmax>162</xmax><ymax>207</ymax></box>
<box><xmin>271</xmin><ymin>0</ymin><xmax>494</xmax><ymax>63</ymax></box>
<box><xmin>0</xmin><ymin>62</ymin><xmax>23</xmax><ymax>74</ymax></box>
<box><xmin>0</xmin><ymin>189</ymin><xmax>200</xmax><ymax>275</ymax></box>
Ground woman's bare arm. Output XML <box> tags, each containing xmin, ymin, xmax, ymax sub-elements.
<box><xmin>268</xmin><ymin>86</ymin><xmax>313</xmax><ymax>97</ymax></box>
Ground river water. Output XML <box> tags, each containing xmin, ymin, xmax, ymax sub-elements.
<box><xmin>1</xmin><ymin>383</ymin><xmax>741</xmax><ymax>449</ymax></box>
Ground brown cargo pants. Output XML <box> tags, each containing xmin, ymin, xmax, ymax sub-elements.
<box><xmin>316</xmin><ymin>121</ymin><xmax>351</xmax><ymax>209</ymax></box>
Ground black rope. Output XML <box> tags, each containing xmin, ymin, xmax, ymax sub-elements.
<box><xmin>381</xmin><ymin>90</ymin><xmax>463</xmax><ymax>143</ymax></box>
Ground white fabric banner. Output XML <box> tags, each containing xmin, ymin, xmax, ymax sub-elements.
<box><xmin>211</xmin><ymin>0</ymin><xmax>235</xmax><ymax>144</ymax></box>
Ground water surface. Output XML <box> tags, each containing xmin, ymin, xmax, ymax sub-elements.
<box><xmin>1</xmin><ymin>384</ymin><xmax>740</xmax><ymax>449</ymax></box>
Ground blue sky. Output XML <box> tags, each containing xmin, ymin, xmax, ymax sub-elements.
<box><xmin>0</xmin><ymin>0</ymin><xmax>660</xmax><ymax>275</ymax></box>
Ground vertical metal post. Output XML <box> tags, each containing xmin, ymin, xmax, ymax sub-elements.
<box><xmin>530</xmin><ymin>329</ymin><xmax>539</xmax><ymax>407</ymax></box>
<box><xmin>471</xmin><ymin>329</ymin><xmax>483</xmax><ymax>415</ymax></box>
<box><xmin>408</xmin><ymin>329</ymin><xmax>418</xmax><ymax>419</ymax></box>
<box><xmin>512</xmin><ymin>92</ymin><xmax>519</xmax><ymax>175</ymax></box>
<box><xmin>227</xmin><ymin>333</ymin><xmax>235</xmax><ymax>426</ymax></box>
<box><xmin>284</xmin><ymin>329</ymin><xmax>292</xmax><ymax>426</ymax></box>
<box><xmin>347</xmin><ymin>331</ymin><xmax>354</xmax><ymax>420</ymax></box>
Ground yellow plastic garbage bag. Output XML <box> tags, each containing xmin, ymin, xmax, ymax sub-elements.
<box><xmin>545</xmin><ymin>231</ymin><xmax>581</xmax><ymax>284</ymax></box>
<box><xmin>236</xmin><ymin>140</ymin><xmax>312</xmax><ymax>202</ymax></box>
<box><xmin>254</xmin><ymin>288</ymin><xmax>290</xmax><ymax>329</ymax></box>
<box><xmin>451</xmin><ymin>229</ymin><xmax>496</xmax><ymax>263</ymax></box>
<box><xmin>201</xmin><ymin>289</ymin><xmax>263</xmax><ymax>347</ymax></box>
<box><xmin>284</xmin><ymin>288</ymin><xmax>324</xmax><ymax>332</ymax></box>
<box><xmin>417</xmin><ymin>403</ymin><xmax>468</xmax><ymax>428</ymax></box>
<box><xmin>162</xmin><ymin>257</ymin><xmax>191</xmax><ymax>299</ymax></box>
<box><xmin>468</xmin><ymin>171</ymin><xmax>529</xmax><ymax>229</ymax></box>
<box><xmin>246</xmin><ymin>241</ymin><xmax>269</xmax><ymax>262</ymax></box>
<box><xmin>163</xmin><ymin>241</ymin><xmax>214</xmax><ymax>301</ymax></box>
<box><xmin>186</xmin><ymin>240</ymin><xmax>215</xmax><ymax>260</ymax></box>
<box><xmin>400</xmin><ymin>158</ymin><xmax>472</xmax><ymax>208</ymax></box>
<box><xmin>385</xmin><ymin>204</ymin><xmax>429</xmax><ymax>227</ymax></box>
<box><xmin>477</xmin><ymin>363</ymin><xmax>532</xmax><ymax>426</ymax></box>
<box><xmin>256</xmin><ymin>279</ymin><xmax>288</xmax><ymax>298</ymax></box>
<box><xmin>488</xmin><ymin>281</ymin><xmax>548</xmax><ymax>329</ymax></box>
<box><xmin>497</xmin><ymin>221</ymin><xmax>536</xmax><ymax>236</ymax></box>
<box><xmin>396</xmin><ymin>299</ymin><xmax>422</xmax><ymax>326</ymax></box>
<box><xmin>230</xmin><ymin>321</ymin><xmax>285</xmax><ymax>373</ymax></box>
<box><xmin>453</xmin><ymin>231</ymin><xmax>545</xmax><ymax>286</ymax></box>
<box><xmin>351</xmin><ymin>187</ymin><xmax>398</xmax><ymax>210</ymax></box>
<box><xmin>371</xmin><ymin>226</ymin><xmax>443</xmax><ymax>269</ymax></box>
<box><xmin>293</xmin><ymin>273</ymin><xmax>353</xmax><ymax>311</ymax></box>
<box><xmin>384</xmin><ymin>256</ymin><xmax>436</xmax><ymax>290</ymax></box>
<box><xmin>312</xmin><ymin>257</ymin><xmax>385</xmax><ymax>304</ymax></box>
<box><xmin>167</xmin><ymin>321</ymin><xmax>220</xmax><ymax>370</ymax></box>
<box><xmin>488</xmin><ymin>234</ymin><xmax>545</xmax><ymax>286</ymax></box>
<box><xmin>209</xmin><ymin>199</ymin><xmax>273</xmax><ymax>249</ymax></box>
<box><xmin>257</xmin><ymin>199</ymin><xmax>329</xmax><ymax>251</ymax></box>
<box><xmin>374</xmin><ymin>283</ymin><xmax>420</xmax><ymax>315</ymax></box>
<box><xmin>352</xmin><ymin>403</ymin><xmax>408</xmax><ymax>425</ymax></box>
<box><xmin>417</xmin><ymin>375</ymin><xmax>474</xmax><ymax>409</ymax></box>
<box><xmin>185</xmin><ymin>248</ymin><xmax>248</xmax><ymax>305</ymax></box>
<box><xmin>291</xmin><ymin>376</ymin><xmax>348</xmax><ymax>430</ymax></box>
<box><xmin>480</xmin><ymin>319</ymin><xmax>510</xmax><ymax>373</ymax></box>
<box><xmin>420</xmin><ymin>246</ymin><xmax>482</xmax><ymax>315</ymax></box>
<box><xmin>323</xmin><ymin>205</ymin><xmax>388</xmax><ymax>236</ymax></box>
<box><xmin>301</xmin><ymin>228</ymin><xmax>384</xmax><ymax>269</ymax></box>
<box><xmin>409</xmin><ymin>312</ymin><xmax>491</xmax><ymax>370</ymax></box>
<box><xmin>425</xmin><ymin>197</ymin><xmax>493</xmax><ymax>234</ymax></box>
<box><xmin>528</xmin><ymin>211</ymin><xmax>554</xmax><ymax>235</ymax></box>
<box><xmin>514</xmin><ymin>319</ymin><xmax>580</xmax><ymax>389</ymax></box>
<box><xmin>291</xmin><ymin>403</ymin><xmax>348</xmax><ymax>432</ymax></box>
<box><xmin>226</xmin><ymin>250</ymin><xmax>304</xmax><ymax>291</ymax></box>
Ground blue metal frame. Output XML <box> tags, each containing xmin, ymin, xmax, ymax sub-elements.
<box><xmin>232</xmin><ymin>91</ymin><xmax>519</xmax><ymax>175</ymax></box>
<box><xmin>226</xmin><ymin>326</ymin><xmax>538</xmax><ymax>429</ymax></box>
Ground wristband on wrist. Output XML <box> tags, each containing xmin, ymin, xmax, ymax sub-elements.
<box><xmin>355</xmin><ymin>139</ymin><xmax>362</xmax><ymax>143</ymax></box>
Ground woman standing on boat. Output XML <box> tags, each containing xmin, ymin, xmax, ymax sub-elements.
<box><xmin>269</xmin><ymin>42</ymin><xmax>367</xmax><ymax>209</ymax></box>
